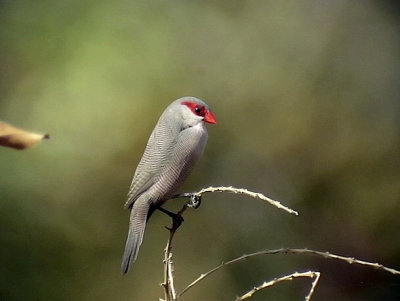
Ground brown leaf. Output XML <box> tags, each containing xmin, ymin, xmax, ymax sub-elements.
<box><xmin>0</xmin><ymin>121</ymin><xmax>50</xmax><ymax>150</ymax></box>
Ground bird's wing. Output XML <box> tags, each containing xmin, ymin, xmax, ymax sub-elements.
<box><xmin>143</xmin><ymin>123</ymin><xmax>208</xmax><ymax>203</ymax></box>
<box><xmin>124</xmin><ymin>120</ymin><xmax>175</xmax><ymax>209</ymax></box>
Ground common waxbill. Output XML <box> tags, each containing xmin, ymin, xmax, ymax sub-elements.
<box><xmin>121</xmin><ymin>97</ymin><xmax>217</xmax><ymax>274</ymax></box>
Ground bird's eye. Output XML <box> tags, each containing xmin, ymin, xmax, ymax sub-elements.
<box><xmin>181</xmin><ymin>101</ymin><xmax>206</xmax><ymax>117</ymax></box>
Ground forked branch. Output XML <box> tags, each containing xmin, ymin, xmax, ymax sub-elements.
<box><xmin>159</xmin><ymin>186</ymin><xmax>400</xmax><ymax>301</ymax></box>
<box><xmin>161</xmin><ymin>186</ymin><xmax>298</xmax><ymax>300</ymax></box>
<box><xmin>235</xmin><ymin>271</ymin><xmax>320</xmax><ymax>301</ymax></box>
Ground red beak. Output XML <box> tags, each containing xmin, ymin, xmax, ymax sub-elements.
<box><xmin>204</xmin><ymin>110</ymin><xmax>217</xmax><ymax>124</ymax></box>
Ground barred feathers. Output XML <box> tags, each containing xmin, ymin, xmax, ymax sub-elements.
<box><xmin>121</xmin><ymin>97</ymin><xmax>213</xmax><ymax>273</ymax></box>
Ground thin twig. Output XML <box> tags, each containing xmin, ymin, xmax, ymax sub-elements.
<box><xmin>194</xmin><ymin>186</ymin><xmax>298</xmax><ymax>215</ymax></box>
<box><xmin>162</xmin><ymin>231</ymin><xmax>175</xmax><ymax>301</ymax></box>
<box><xmin>235</xmin><ymin>271</ymin><xmax>320</xmax><ymax>301</ymax></box>
<box><xmin>178</xmin><ymin>248</ymin><xmax>400</xmax><ymax>297</ymax></box>
<box><xmin>168</xmin><ymin>257</ymin><xmax>177</xmax><ymax>300</ymax></box>
<box><xmin>162</xmin><ymin>187</ymin><xmax>400</xmax><ymax>299</ymax></box>
<box><xmin>163</xmin><ymin>187</ymin><xmax>296</xmax><ymax>300</ymax></box>
<box><xmin>163</xmin><ymin>187</ymin><xmax>294</xmax><ymax>300</ymax></box>
<box><xmin>162</xmin><ymin>204</ymin><xmax>189</xmax><ymax>300</ymax></box>
<box><xmin>287</xmin><ymin>248</ymin><xmax>400</xmax><ymax>275</ymax></box>
<box><xmin>306</xmin><ymin>271</ymin><xmax>320</xmax><ymax>301</ymax></box>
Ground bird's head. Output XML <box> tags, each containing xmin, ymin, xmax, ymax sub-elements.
<box><xmin>177</xmin><ymin>97</ymin><xmax>217</xmax><ymax>128</ymax></box>
<box><xmin>163</xmin><ymin>97</ymin><xmax>217</xmax><ymax>130</ymax></box>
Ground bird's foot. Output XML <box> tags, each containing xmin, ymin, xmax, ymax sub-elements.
<box><xmin>171</xmin><ymin>192</ymin><xmax>202</xmax><ymax>209</ymax></box>
<box><xmin>187</xmin><ymin>194</ymin><xmax>202</xmax><ymax>209</ymax></box>
<box><xmin>165</xmin><ymin>214</ymin><xmax>184</xmax><ymax>231</ymax></box>
<box><xmin>158</xmin><ymin>206</ymin><xmax>184</xmax><ymax>230</ymax></box>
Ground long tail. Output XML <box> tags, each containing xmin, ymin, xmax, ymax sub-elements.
<box><xmin>121</xmin><ymin>200</ymin><xmax>150</xmax><ymax>274</ymax></box>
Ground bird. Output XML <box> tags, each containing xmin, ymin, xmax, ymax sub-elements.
<box><xmin>121</xmin><ymin>96</ymin><xmax>217</xmax><ymax>274</ymax></box>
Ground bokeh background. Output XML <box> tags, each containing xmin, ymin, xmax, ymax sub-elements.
<box><xmin>1</xmin><ymin>1</ymin><xmax>400</xmax><ymax>300</ymax></box>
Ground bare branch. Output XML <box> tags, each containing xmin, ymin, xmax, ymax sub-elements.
<box><xmin>162</xmin><ymin>230</ymin><xmax>176</xmax><ymax>301</ymax></box>
<box><xmin>161</xmin><ymin>201</ymin><xmax>192</xmax><ymax>301</ymax></box>
<box><xmin>306</xmin><ymin>271</ymin><xmax>320</xmax><ymax>301</ymax></box>
<box><xmin>162</xmin><ymin>186</ymin><xmax>297</xmax><ymax>300</ymax></box>
<box><xmin>168</xmin><ymin>256</ymin><xmax>177</xmax><ymax>300</ymax></box>
<box><xmin>173</xmin><ymin>186</ymin><xmax>298</xmax><ymax>216</ymax></box>
<box><xmin>178</xmin><ymin>248</ymin><xmax>400</xmax><ymax>297</ymax></box>
<box><xmin>196</xmin><ymin>186</ymin><xmax>298</xmax><ymax>215</ymax></box>
<box><xmin>164</xmin><ymin>187</ymin><xmax>400</xmax><ymax>300</ymax></box>
<box><xmin>285</xmin><ymin>248</ymin><xmax>400</xmax><ymax>275</ymax></box>
<box><xmin>235</xmin><ymin>271</ymin><xmax>320</xmax><ymax>301</ymax></box>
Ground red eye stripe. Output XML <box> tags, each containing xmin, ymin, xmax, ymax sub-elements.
<box><xmin>181</xmin><ymin>100</ymin><xmax>217</xmax><ymax>124</ymax></box>
<box><xmin>181</xmin><ymin>101</ymin><xmax>205</xmax><ymax>117</ymax></box>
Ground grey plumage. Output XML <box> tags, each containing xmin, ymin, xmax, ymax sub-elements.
<box><xmin>121</xmin><ymin>97</ymin><xmax>216</xmax><ymax>274</ymax></box>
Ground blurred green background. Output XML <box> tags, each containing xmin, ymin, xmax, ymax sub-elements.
<box><xmin>1</xmin><ymin>1</ymin><xmax>400</xmax><ymax>300</ymax></box>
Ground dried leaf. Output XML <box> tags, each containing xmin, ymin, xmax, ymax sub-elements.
<box><xmin>0</xmin><ymin>121</ymin><xmax>49</xmax><ymax>150</ymax></box>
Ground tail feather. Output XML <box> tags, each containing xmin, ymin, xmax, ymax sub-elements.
<box><xmin>121</xmin><ymin>200</ymin><xmax>149</xmax><ymax>274</ymax></box>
